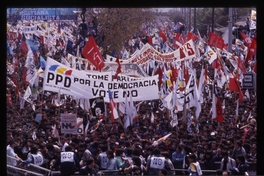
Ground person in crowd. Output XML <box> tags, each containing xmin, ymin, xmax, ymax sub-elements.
<box><xmin>105</xmin><ymin>149</ymin><xmax>118</xmax><ymax>175</ymax></box>
<box><xmin>146</xmin><ymin>148</ymin><xmax>171</xmax><ymax>175</ymax></box>
<box><xmin>231</xmin><ymin>141</ymin><xmax>247</xmax><ymax>161</ymax></box>
<box><xmin>132</xmin><ymin>147</ymin><xmax>146</xmax><ymax>166</ymax></box>
<box><xmin>230</xmin><ymin>155</ymin><xmax>249</xmax><ymax>175</ymax></box>
<box><xmin>97</xmin><ymin>144</ymin><xmax>108</xmax><ymax>170</ymax></box>
<box><xmin>213</xmin><ymin>148</ymin><xmax>223</xmax><ymax>162</ymax></box>
<box><xmin>248</xmin><ymin>146</ymin><xmax>257</xmax><ymax>163</ymax></box>
<box><xmin>20</xmin><ymin>145</ymin><xmax>44</xmax><ymax>173</ymax></box>
<box><xmin>51</xmin><ymin>145</ymin><xmax>81</xmax><ymax>176</ymax></box>
<box><xmin>183</xmin><ymin>145</ymin><xmax>193</xmax><ymax>175</ymax></box>
<box><xmin>79</xmin><ymin>142</ymin><xmax>93</xmax><ymax>167</ymax></box>
<box><xmin>202</xmin><ymin>151</ymin><xmax>216</xmax><ymax>175</ymax></box>
<box><xmin>172</xmin><ymin>145</ymin><xmax>184</xmax><ymax>175</ymax></box>
<box><xmin>187</xmin><ymin>153</ymin><xmax>203</xmax><ymax>176</ymax></box>
<box><xmin>161</xmin><ymin>151</ymin><xmax>175</xmax><ymax>175</ymax></box>
<box><xmin>87</xmin><ymin>141</ymin><xmax>99</xmax><ymax>158</ymax></box>
<box><xmin>218</xmin><ymin>151</ymin><xmax>236</xmax><ymax>175</ymax></box>
<box><xmin>21</xmin><ymin>138</ymin><xmax>33</xmax><ymax>160</ymax></box>
<box><xmin>7</xmin><ymin>139</ymin><xmax>23</xmax><ymax>167</ymax></box>
<box><xmin>79</xmin><ymin>157</ymin><xmax>99</xmax><ymax>175</ymax></box>
<box><xmin>20</xmin><ymin>145</ymin><xmax>43</xmax><ymax>165</ymax></box>
<box><xmin>115</xmin><ymin>148</ymin><xmax>131</xmax><ymax>170</ymax></box>
<box><xmin>124</xmin><ymin>156</ymin><xmax>147</xmax><ymax>175</ymax></box>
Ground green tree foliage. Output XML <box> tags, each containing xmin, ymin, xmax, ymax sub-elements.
<box><xmin>84</xmin><ymin>8</ymin><xmax>155</xmax><ymax>57</ymax></box>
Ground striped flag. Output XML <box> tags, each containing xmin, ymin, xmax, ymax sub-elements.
<box><xmin>152</xmin><ymin>133</ymin><xmax>172</xmax><ymax>146</ymax></box>
<box><xmin>108</xmin><ymin>90</ymin><xmax>119</xmax><ymax>122</ymax></box>
<box><xmin>212</xmin><ymin>82</ymin><xmax>223</xmax><ymax>123</ymax></box>
<box><xmin>90</xmin><ymin>119</ymin><xmax>103</xmax><ymax>133</ymax></box>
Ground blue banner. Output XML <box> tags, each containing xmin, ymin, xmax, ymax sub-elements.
<box><xmin>7</xmin><ymin>8</ymin><xmax>78</xmax><ymax>21</ymax></box>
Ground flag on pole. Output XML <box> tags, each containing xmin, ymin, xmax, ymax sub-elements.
<box><xmin>81</xmin><ymin>35</ymin><xmax>105</xmax><ymax>71</ymax></box>
<box><xmin>90</xmin><ymin>119</ymin><xmax>103</xmax><ymax>133</ymax></box>
<box><xmin>113</xmin><ymin>57</ymin><xmax>122</xmax><ymax>79</ymax></box>
<box><xmin>108</xmin><ymin>90</ymin><xmax>119</xmax><ymax>122</ymax></box>
<box><xmin>212</xmin><ymin>82</ymin><xmax>223</xmax><ymax>123</ymax></box>
<box><xmin>152</xmin><ymin>133</ymin><xmax>172</xmax><ymax>146</ymax></box>
<box><xmin>244</xmin><ymin>89</ymin><xmax>250</xmax><ymax>101</ymax></box>
<box><xmin>124</xmin><ymin>94</ymin><xmax>131</xmax><ymax>129</ymax></box>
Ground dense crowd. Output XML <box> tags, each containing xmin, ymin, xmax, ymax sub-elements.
<box><xmin>6</xmin><ymin>12</ymin><xmax>257</xmax><ymax>176</ymax></box>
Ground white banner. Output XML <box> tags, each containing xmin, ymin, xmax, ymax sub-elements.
<box><xmin>127</xmin><ymin>40</ymin><xmax>196</xmax><ymax>64</ymax></box>
<box><xmin>22</xmin><ymin>25</ymin><xmax>36</xmax><ymax>34</ymax></box>
<box><xmin>60</xmin><ymin>113</ymin><xmax>77</xmax><ymax>134</ymax></box>
<box><xmin>43</xmin><ymin>57</ymin><xmax>159</xmax><ymax>102</ymax></box>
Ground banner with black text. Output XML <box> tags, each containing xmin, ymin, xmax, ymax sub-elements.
<box><xmin>43</xmin><ymin>57</ymin><xmax>159</xmax><ymax>102</ymax></box>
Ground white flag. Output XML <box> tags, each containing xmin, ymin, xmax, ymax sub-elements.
<box><xmin>245</xmin><ymin>89</ymin><xmax>250</xmax><ymax>100</ymax></box>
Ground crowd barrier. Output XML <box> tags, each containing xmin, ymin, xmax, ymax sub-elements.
<box><xmin>7</xmin><ymin>155</ymin><xmax>256</xmax><ymax>176</ymax></box>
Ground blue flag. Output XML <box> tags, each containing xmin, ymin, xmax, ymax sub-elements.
<box><xmin>40</xmin><ymin>56</ymin><xmax>46</xmax><ymax>69</ymax></box>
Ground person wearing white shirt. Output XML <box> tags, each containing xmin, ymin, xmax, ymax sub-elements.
<box><xmin>7</xmin><ymin>139</ymin><xmax>22</xmax><ymax>166</ymax></box>
<box><xmin>219</xmin><ymin>151</ymin><xmax>236</xmax><ymax>174</ymax></box>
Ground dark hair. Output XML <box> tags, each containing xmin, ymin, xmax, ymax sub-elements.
<box><xmin>65</xmin><ymin>145</ymin><xmax>72</xmax><ymax>152</ymax></box>
<box><xmin>30</xmin><ymin>146</ymin><xmax>38</xmax><ymax>154</ymax></box>
<box><xmin>146</xmin><ymin>146</ymin><xmax>153</xmax><ymax>152</ymax></box>
<box><xmin>177</xmin><ymin>145</ymin><xmax>182</xmax><ymax>151</ymax></box>
<box><xmin>106</xmin><ymin>150</ymin><xmax>114</xmax><ymax>158</ymax></box>
<box><xmin>132</xmin><ymin>156</ymin><xmax>141</xmax><ymax>167</ymax></box>
<box><xmin>86</xmin><ymin>157</ymin><xmax>94</xmax><ymax>165</ymax></box>
<box><xmin>101</xmin><ymin>145</ymin><xmax>108</xmax><ymax>152</ymax></box>
<box><xmin>132</xmin><ymin>148</ymin><xmax>141</xmax><ymax>156</ymax></box>
<box><xmin>188</xmin><ymin>153</ymin><xmax>197</xmax><ymax>162</ymax></box>
<box><xmin>221</xmin><ymin>151</ymin><xmax>229</xmax><ymax>156</ymax></box>
<box><xmin>236</xmin><ymin>155</ymin><xmax>246</xmax><ymax>164</ymax></box>
<box><xmin>126</xmin><ymin>148</ymin><xmax>133</xmax><ymax>156</ymax></box>
<box><xmin>153</xmin><ymin>148</ymin><xmax>160</xmax><ymax>155</ymax></box>
<box><xmin>236</xmin><ymin>141</ymin><xmax>242</xmax><ymax>147</ymax></box>
<box><xmin>115</xmin><ymin>148</ymin><xmax>124</xmax><ymax>157</ymax></box>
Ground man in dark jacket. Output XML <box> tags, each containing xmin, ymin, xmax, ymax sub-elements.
<box><xmin>79</xmin><ymin>157</ymin><xmax>99</xmax><ymax>175</ymax></box>
<box><xmin>51</xmin><ymin>145</ymin><xmax>80</xmax><ymax>176</ymax></box>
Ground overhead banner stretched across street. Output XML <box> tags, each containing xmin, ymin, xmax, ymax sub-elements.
<box><xmin>43</xmin><ymin>57</ymin><xmax>159</xmax><ymax>102</ymax></box>
<box><xmin>127</xmin><ymin>39</ymin><xmax>196</xmax><ymax>64</ymax></box>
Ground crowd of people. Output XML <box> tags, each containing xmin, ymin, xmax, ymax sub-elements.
<box><xmin>6</xmin><ymin>10</ymin><xmax>257</xmax><ymax>176</ymax></box>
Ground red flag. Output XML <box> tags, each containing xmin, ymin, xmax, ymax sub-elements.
<box><xmin>208</xmin><ymin>32</ymin><xmax>225</xmax><ymax>49</ymax></box>
<box><xmin>159</xmin><ymin>30</ymin><xmax>167</xmax><ymax>43</ymax></box>
<box><xmin>113</xmin><ymin>57</ymin><xmax>122</xmax><ymax>79</ymax></box>
<box><xmin>229</xmin><ymin>77</ymin><xmax>240</xmax><ymax>92</ymax></box>
<box><xmin>242</xmin><ymin>128</ymin><xmax>249</xmax><ymax>145</ymax></box>
<box><xmin>215</xmin><ymin>97</ymin><xmax>224</xmax><ymax>122</ymax></box>
<box><xmin>236</xmin><ymin>56</ymin><xmax>247</xmax><ymax>74</ymax></box>
<box><xmin>245</xmin><ymin>39</ymin><xmax>256</xmax><ymax>65</ymax></box>
<box><xmin>240</xmin><ymin>32</ymin><xmax>252</xmax><ymax>48</ymax></box>
<box><xmin>157</xmin><ymin>66</ymin><xmax>163</xmax><ymax>88</ymax></box>
<box><xmin>212</xmin><ymin>83</ymin><xmax>223</xmax><ymax>123</ymax></box>
<box><xmin>187</xmin><ymin>32</ymin><xmax>198</xmax><ymax>42</ymax></box>
<box><xmin>148</xmin><ymin>36</ymin><xmax>153</xmax><ymax>45</ymax></box>
<box><xmin>228</xmin><ymin>77</ymin><xmax>243</xmax><ymax>104</ymax></box>
<box><xmin>174</xmin><ymin>31</ymin><xmax>184</xmax><ymax>44</ymax></box>
<box><xmin>108</xmin><ymin>90</ymin><xmax>119</xmax><ymax>122</ymax></box>
<box><xmin>170</xmin><ymin>63</ymin><xmax>178</xmax><ymax>84</ymax></box>
<box><xmin>81</xmin><ymin>35</ymin><xmax>105</xmax><ymax>71</ymax></box>
<box><xmin>20</xmin><ymin>33</ymin><xmax>28</xmax><ymax>57</ymax></box>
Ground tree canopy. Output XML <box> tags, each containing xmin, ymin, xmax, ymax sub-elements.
<box><xmin>83</xmin><ymin>8</ymin><xmax>155</xmax><ymax>57</ymax></box>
